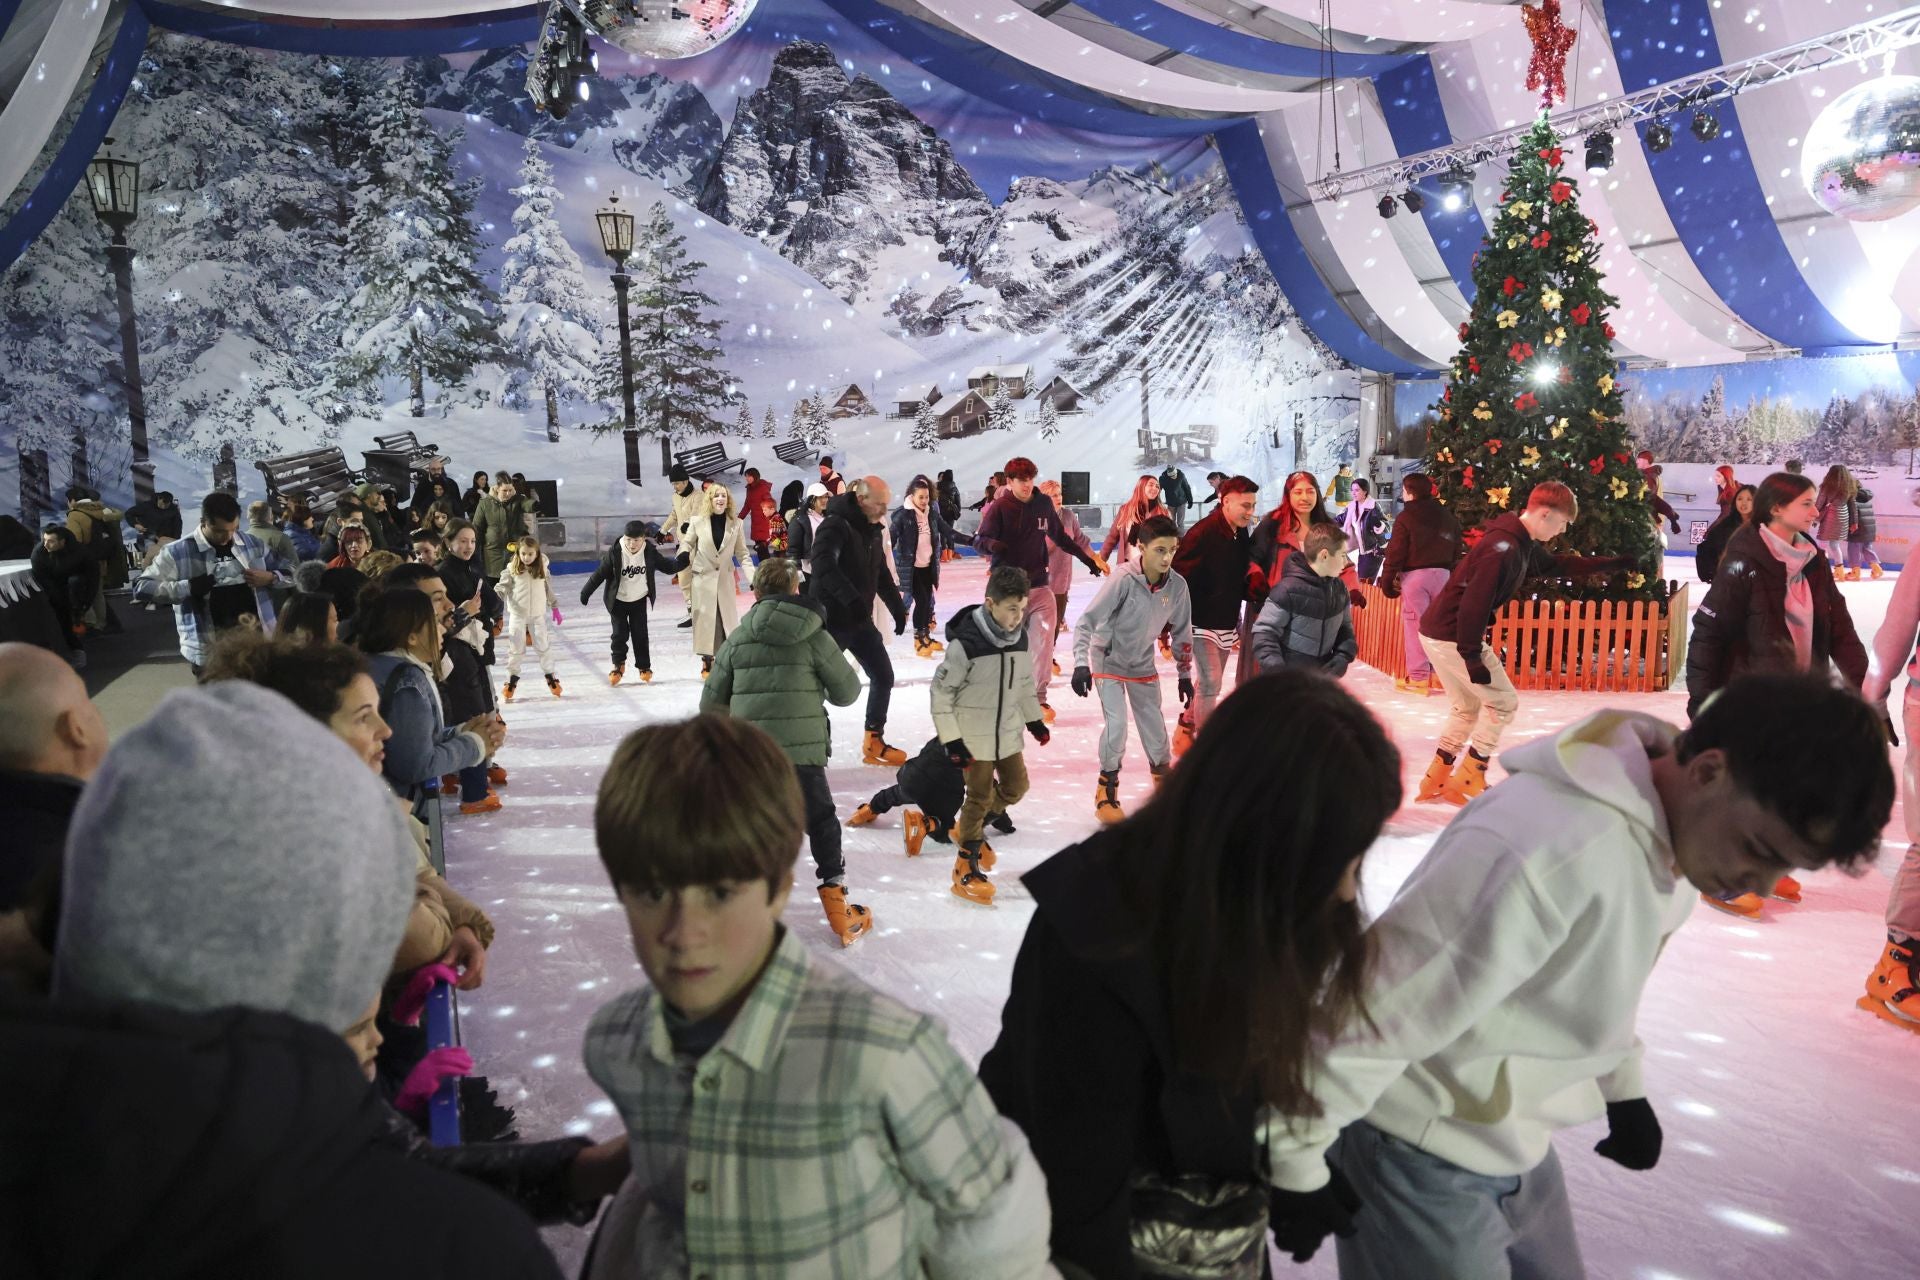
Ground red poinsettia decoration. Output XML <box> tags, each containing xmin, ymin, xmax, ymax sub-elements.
<box><xmin>1468</xmin><ymin>356</ymin><xmax>1481</xmax><ymax>374</ymax></box>
<box><xmin>1530</xmin><ymin>230</ymin><xmax>1552</xmax><ymax>249</ymax></box>
<box><xmin>1508</xmin><ymin>340</ymin><xmax>1535</xmax><ymax>361</ymax></box>
<box><xmin>1549</xmin><ymin>181</ymin><xmax>1573</xmax><ymax>204</ymax></box>
<box><xmin>1537</xmin><ymin>146</ymin><xmax>1565</xmax><ymax>167</ymax></box>
<box><xmin>1613</xmin><ymin>452</ymin><xmax>1630</xmax><ymax>464</ymax></box>
<box><xmin>1459</xmin><ymin>321</ymin><xmax>1471</xmax><ymax>340</ymax></box>
<box><xmin>1570</xmin><ymin>302</ymin><xmax>1591</xmax><ymax>325</ymax></box>
<box><xmin>1502</xmin><ymin>275</ymin><xmax>1526</xmax><ymax>297</ymax></box>
<box><xmin>1487</xmin><ymin>438</ymin><xmax>1504</xmax><ymax>453</ymax></box>
<box><xmin>1462</xmin><ymin>465</ymin><xmax>1476</xmax><ymax>489</ymax></box>
<box><xmin>1442</xmin><ymin>386</ymin><xmax>1452</xmax><ymax>402</ymax></box>
<box><xmin>1588</xmin><ymin>456</ymin><xmax>1606</xmax><ymax>475</ymax></box>
<box><xmin>1603</xmin><ymin>322</ymin><xmax>1616</xmax><ymax>339</ymax></box>
<box><xmin>1514</xmin><ymin>392</ymin><xmax>1539</xmax><ymax>412</ymax></box>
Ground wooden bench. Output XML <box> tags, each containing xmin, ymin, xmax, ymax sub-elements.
<box><xmin>673</xmin><ymin>441</ymin><xmax>748</xmax><ymax>480</ymax></box>
<box><xmin>1179</xmin><ymin>423</ymin><xmax>1218</xmax><ymax>463</ymax></box>
<box><xmin>772</xmin><ymin>438</ymin><xmax>819</xmax><ymax>468</ymax></box>
<box><xmin>362</xmin><ymin>430</ymin><xmax>446</xmax><ymax>492</ymax></box>
<box><xmin>256</xmin><ymin>446</ymin><xmax>362</xmax><ymax>516</ymax></box>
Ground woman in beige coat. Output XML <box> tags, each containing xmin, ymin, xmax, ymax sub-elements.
<box><xmin>681</xmin><ymin>481</ymin><xmax>752</xmax><ymax>677</ymax></box>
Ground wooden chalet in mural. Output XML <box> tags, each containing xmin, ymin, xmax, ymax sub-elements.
<box><xmin>827</xmin><ymin>383</ymin><xmax>877</xmax><ymax>418</ymax></box>
<box><xmin>935</xmin><ymin>389</ymin><xmax>992</xmax><ymax>438</ymax></box>
<box><xmin>1034</xmin><ymin>375</ymin><xmax>1084</xmax><ymax>413</ymax></box>
<box><xmin>891</xmin><ymin>384</ymin><xmax>943</xmax><ymax>418</ymax></box>
<box><xmin>966</xmin><ymin>363</ymin><xmax>1033</xmax><ymax>399</ymax></box>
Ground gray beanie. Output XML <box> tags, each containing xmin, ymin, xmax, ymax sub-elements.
<box><xmin>53</xmin><ymin>681</ymin><xmax>416</xmax><ymax>1033</ymax></box>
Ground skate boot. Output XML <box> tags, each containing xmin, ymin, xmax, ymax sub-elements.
<box><xmin>502</xmin><ymin>676</ymin><xmax>519</xmax><ymax>703</ymax></box>
<box><xmin>1172</xmin><ymin>716</ymin><xmax>1195</xmax><ymax>759</ymax></box>
<box><xmin>1859</xmin><ymin>934</ymin><xmax>1920</xmax><ymax>1032</ymax></box>
<box><xmin>546</xmin><ymin>673</ymin><xmax>563</xmax><ymax>698</ymax></box>
<box><xmin>440</xmin><ymin>774</ymin><xmax>459</xmax><ymax>794</ymax></box>
<box><xmin>1094</xmin><ymin>770</ymin><xmax>1124</xmax><ymax>825</ymax></box>
<box><xmin>862</xmin><ymin>731</ymin><xmax>907</xmax><ymax>766</ymax></box>
<box><xmin>1052</xmin><ymin>660</ymin><xmax>1061</xmax><ymax>677</ymax></box>
<box><xmin>458</xmin><ymin>791</ymin><xmax>502</xmax><ymax>816</ymax></box>
<box><xmin>924</xmin><ymin>633</ymin><xmax>944</xmax><ymax>653</ymax></box>
<box><xmin>1416</xmin><ymin>750</ymin><xmax>1456</xmax><ymax>803</ymax></box>
<box><xmin>913</xmin><ymin>629</ymin><xmax>933</xmax><ymax>658</ymax></box>
<box><xmin>1041</xmin><ymin>702</ymin><xmax>1056</xmax><ymax>725</ymax></box>
<box><xmin>952</xmin><ymin>847</ymin><xmax>995</xmax><ymax>904</ymax></box>
<box><xmin>1767</xmin><ymin>873</ymin><xmax>1803</xmax><ymax>903</ymax></box>
<box><xmin>926</xmin><ymin>816</ymin><xmax>953</xmax><ymax>846</ymax></box>
<box><xmin>903</xmin><ymin>810</ymin><xmax>929</xmax><ymax>857</ymax></box>
<box><xmin>639</xmin><ymin>669</ymin><xmax>653</xmax><ymax>683</ymax></box>
<box><xmin>987</xmin><ymin>810</ymin><xmax>1015</xmax><ymax>835</ymax></box>
<box><xmin>678</xmin><ymin>616</ymin><xmax>693</xmax><ymax>628</ymax></box>
<box><xmin>1872</xmin><ymin>562</ymin><xmax>1885</xmax><ymax>580</ymax></box>
<box><xmin>701</xmin><ymin>656</ymin><xmax>712</xmax><ymax>682</ymax></box>
<box><xmin>1845</xmin><ymin>567</ymin><xmax>1861</xmax><ymax>581</ymax></box>
<box><xmin>1150</xmin><ymin>762</ymin><xmax>1169</xmax><ymax>789</ymax></box>
<box><xmin>976</xmin><ymin>839</ymin><xmax>997</xmax><ymax>871</ymax></box>
<box><xmin>1702</xmin><ymin>891</ymin><xmax>1765</xmax><ymax>919</ymax></box>
<box><xmin>1395</xmin><ymin>675</ymin><xmax>1433</xmax><ymax>697</ymax></box>
<box><xmin>1439</xmin><ymin>749</ymin><xmax>1490</xmax><ymax>807</ymax></box>
<box><xmin>487</xmin><ymin>764</ymin><xmax>509</xmax><ymax>787</ymax></box>
<box><xmin>848</xmin><ymin>803</ymin><xmax>878</xmax><ymax>827</ymax></box>
<box><xmin>817</xmin><ymin>884</ymin><xmax>874</xmax><ymax>947</ymax></box>
<box><xmin>609</xmin><ymin>665</ymin><xmax>624</xmax><ymax>687</ymax></box>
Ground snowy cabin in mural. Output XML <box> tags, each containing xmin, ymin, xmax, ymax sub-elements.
<box><xmin>935</xmin><ymin>389</ymin><xmax>992</xmax><ymax>438</ymax></box>
<box><xmin>1035</xmin><ymin>375</ymin><xmax>1083</xmax><ymax>414</ymax></box>
<box><xmin>967</xmin><ymin>363</ymin><xmax>1032</xmax><ymax>399</ymax></box>
<box><xmin>827</xmin><ymin>383</ymin><xmax>876</xmax><ymax>418</ymax></box>
<box><xmin>892</xmin><ymin>384</ymin><xmax>943</xmax><ymax>418</ymax></box>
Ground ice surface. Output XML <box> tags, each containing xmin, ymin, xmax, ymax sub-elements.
<box><xmin>453</xmin><ymin>560</ymin><xmax>1917</xmax><ymax>1276</ymax></box>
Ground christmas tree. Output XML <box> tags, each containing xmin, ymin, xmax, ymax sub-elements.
<box><xmin>989</xmin><ymin>382</ymin><xmax>1015</xmax><ymax>433</ymax></box>
<box><xmin>1037</xmin><ymin>397</ymin><xmax>1061</xmax><ymax>443</ymax></box>
<box><xmin>1424</xmin><ymin>114</ymin><xmax>1660</xmax><ymax>599</ymax></box>
<box><xmin>733</xmin><ymin>405</ymin><xmax>755</xmax><ymax>438</ymax></box>
<box><xmin>911</xmin><ymin>401</ymin><xmax>939</xmax><ymax>451</ymax></box>
<box><xmin>499</xmin><ymin>135</ymin><xmax>600</xmax><ymax>443</ymax></box>
<box><xmin>762</xmin><ymin>406</ymin><xmax>779</xmax><ymax>439</ymax></box>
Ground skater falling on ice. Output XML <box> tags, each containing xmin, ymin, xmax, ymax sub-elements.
<box><xmin>979</xmin><ymin>669</ymin><xmax>1400</xmax><ymax>1277</ymax></box>
<box><xmin>1686</xmin><ymin>470</ymin><xmax>1867</xmax><ymax>916</ymax></box>
<box><xmin>700</xmin><ymin>556</ymin><xmax>871</xmax><ymax>946</ymax></box>
<box><xmin>849</xmin><ymin>734</ymin><xmax>1006</xmax><ymax>857</ymax></box>
<box><xmin>1264</xmin><ymin>674</ymin><xmax>1893</xmax><ymax>1278</ymax></box>
<box><xmin>1248</xmin><ymin>520</ymin><xmax>1358</xmax><ymax>681</ymax></box>
<box><xmin>498</xmin><ymin>539</ymin><xmax>561</xmax><ymax>701</ymax></box>
<box><xmin>579</xmin><ymin>520</ymin><xmax>685</xmax><ymax>687</ymax></box>
<box><xmin>930</xmin><ymin>565</ymin><xmax>1050</xmax><ymax>905</ymax></box>
<box><xmin>681</xmin><ymin>481</ymin><xmax>752</xmax><ymax>681</ymax></box>
<box><xmin>1069</xmin><ymin>515</ymin><xmax>1193</xmax><ymax>825</ymax></box>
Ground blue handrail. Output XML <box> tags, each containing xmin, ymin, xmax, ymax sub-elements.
<box><xmin>424</xmin><ymin>981</ymin><xmax>463</xmax><ymax>1148</ymax></box>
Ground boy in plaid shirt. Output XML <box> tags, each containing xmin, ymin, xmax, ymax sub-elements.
<box><xmin>582</xmin><ymin>713</ymin><xmax>1054</xmax><ymax>1279</ymax></box>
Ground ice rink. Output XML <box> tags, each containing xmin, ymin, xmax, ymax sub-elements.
<box><xmin>449</xmin><ymin>557</ymin><xmax>1918</xmax><ymax>1278</ymax></box>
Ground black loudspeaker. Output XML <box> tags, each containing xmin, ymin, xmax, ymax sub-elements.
<box><xmin>1061</xmin><ymin>470</ymin><xmax>1090</xmax><ymax>506</ymax></box>
<box><xmin>525</xmin><ymin>479</ymin><xmax>560</xmax><ymax>517</ymax></box>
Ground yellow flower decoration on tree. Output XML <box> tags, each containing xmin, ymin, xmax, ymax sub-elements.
<box><xmin>1540</xmin><ymin>287</ymin><xmax>1564</xmax><ymax>311</ymax></box>
<box><xmin>1564</xmin><ymin>245</ymin><xmax>1583</xmax><ymax>263</ymax></box>
<box><xmin>1511</xmin><ymin>201</ymin><xmax>1533</xmax><ymax>219</ymax></box>
<box><xmin>1472</xmin><ymin>403</ymin><xmax>1494</xmax><ymax>421</ymax></box>
<box><xmin>1507</xmin><ymin>236</ymin><xmax>1523</xmax><ymax>249</ymax></box>
<box><xmin>1487</xmin><ymin>486</ymin><xmax>1512</xmax><ymax>509</ymax></box>
<box><xmin>1636</xmin><ymin>481</ymin><xmax>1648</xmax><ymax>500</ymax></box>
<box><xmin>1609</xmin><ymin>475</ymin><xmax>1629</xmax><ymax>498</ymax></box>
<box><xmin>1550</xmin><ymin>418</ymin><xmax>1567</xmax><ymax>439</ymax></box>
<box><xmin>1597</xmin><ymin>373</ymin><xmax>1615</xmax><ymax>394</ymax></box>
<box><xmin>1522</xmin><ymin>444</ymin><xmax>1542</xmax><ymax>467</ymax></box>
<box><xmin>1497</xmin><ymin>310</ymin><xmax>1519</xmax><ymax>328</ymax></box>
<box><xmin>1627</xmin><ymin>572</ymin><xmax>1647</xmax><ymax>590</ymax></box>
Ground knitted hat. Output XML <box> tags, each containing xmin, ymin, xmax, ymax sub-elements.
<box><xmin>669</xmin><ymin>463</ymin><xmax>691</xmax><ymax>484</ymax></box>
<box><xmin>53</xmin><ymin>682</ymin><xmax>416</xmax><ymax>1033</ymax></box>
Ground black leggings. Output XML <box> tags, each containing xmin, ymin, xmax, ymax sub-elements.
<box><xmin>910</xmin><ymin>565</ymin><xmax>936</xmax><ymax>633</ymax></box>
<box><xmin>609</xmin><ymin>599</ymin><xmax>651</xmax><ymax>669</ymax></box>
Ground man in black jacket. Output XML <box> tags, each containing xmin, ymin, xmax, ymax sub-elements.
<box><xmin>809</xmin><ymin>477</ymin><xmax>911</xmax><ymax>765</ymax></box>
<box><xmin>1170</xmin><ymin>475</ymin><xmax>1259</xmax><ymax>753</ymax></box>
<box><xmin>1377</xmin><ymin>473</ymin><xmax>1463</xmax><ymax>696</ymax></box>
<box><xmin>0</xmin><ymin>642</ymin><xmax>105</xmax><ymax>914</ymax></box>
<box><xmin>578</xmin><ymin>521</ymin><xmax>685</xmax><ymax>686</ymax></box>
<box><xmin>1415</xmin><ymin>482</ymin><xmax>1631</xmax><ymax>806</ymax></box>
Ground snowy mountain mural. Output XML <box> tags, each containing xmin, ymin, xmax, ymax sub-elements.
<box><xmin>0</xmin><ymin>2</ymin><xmax>1356</xmax><ymax>530</ymax></box>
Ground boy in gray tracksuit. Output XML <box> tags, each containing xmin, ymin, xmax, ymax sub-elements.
<box><xmin>930</xmin><ymin>565</ymin><xmax>1050</xmax><ymax>907</ymax></box>
<box><xmin>1069</xmin><ymin>516</ymin><xmax>1193</xmax><ymax>824</ymax></box>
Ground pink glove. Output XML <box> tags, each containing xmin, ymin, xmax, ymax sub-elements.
<box><xmin>551</xmin><ymin>605</ymin><xmax>563</xmax><ymax>626</ymax></box>
<box><xmin>391</xmin><ymin>962</ymin><xmax>461</xmax><ymax>1027</ymax></box>
<box><xmin>394</xmin><ymin>1046</ymin><xmax>473</xmax><ymax>1117</ymax></box>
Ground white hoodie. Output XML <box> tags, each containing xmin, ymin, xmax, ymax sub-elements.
<box><xmin>1267</xmin><ymin>709</ymin><xmax>1698</xmax><ymax>1189</ymax></box>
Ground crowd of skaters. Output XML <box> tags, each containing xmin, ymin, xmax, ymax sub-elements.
<box><xmin>0</xmin><ymin>441</ymin><xmax>1915</xmax><ymax>1279</ymax></box>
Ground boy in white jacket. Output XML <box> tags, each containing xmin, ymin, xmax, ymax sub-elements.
<box><xmin>499</xmin><ymin>539</ymin><xmax>561</xmax><ymax>700</ymax></box>
<box><xmin>1264</xmin><ymin>675</ymin><xmax>1893</xmax><ymax>1277</ymax></box>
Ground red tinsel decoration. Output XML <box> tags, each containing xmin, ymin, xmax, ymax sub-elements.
<box><xmin>1522</xmin><ymin>0</ymin><xmax>1578</xmax><ymax>109</ymax></box>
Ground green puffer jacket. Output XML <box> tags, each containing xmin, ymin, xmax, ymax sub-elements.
<box><xmin>700</xmin><ymin>594</ymin><xmax>861</xmax><ymax>766</ymax></box>
<box><xmin>472</xmin><ymin>494</ymin><xmax>537</xmax><ymax>578</ymax></box>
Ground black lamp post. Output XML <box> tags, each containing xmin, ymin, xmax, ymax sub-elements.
<box><xmin>86</xmin><ymin>137</ymin><xmax>153</xmax><ymax>506</ymax></box>
<box><xmin>595</xmin><ymin>194</ymin><xmax>643</xmax><ymax>488</ymax></box>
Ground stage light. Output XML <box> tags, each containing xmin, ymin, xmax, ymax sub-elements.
<box><xmin>1691</xmin><ymin>108</ymin><xmax>1721</xmax><ymax>142</ymax></box>
<box><xmin>1531</xmin><ymin>363</ymin><xmax>1559</xmax><ymax>385</ymax></box>
<box><xmin>1402</xmin><ymin>189</ymin><xmax>1426</xmax><ymax>213</ymax></box>
<box><xmin>1585</xmin><ymin>129</ymin><xmax>1614</xmax><ymax>174</ymax></box>
<box><xmin>1438</xmin><ymin>164</ymin><xmax>1473</xmax><ymax>210</ymax></box>
<box><xmin>1645</xmin><ymin>119</ymin><xmax>1674</xmax><ymax>152</ymax></box>
<box><xmin>1377</xmin><ymin>195</ymin><xmax>1397</xmax><ymax>219</ymax></box>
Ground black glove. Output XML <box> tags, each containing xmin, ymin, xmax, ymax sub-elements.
<box><xmin>1027</xmin><ymin>719</ymin><xmax>1051</xmax><ymax>746</ymax></box>
<box><xmin>1883</xmin><ymin>709</ymin><xmax>1902</xmax><ymax>748</ymax></box>
<box><xmin>893</xmin><ymin>611</ymin><xmax>907</xmax><ymax>637</ymax></box>
<box><xmin>1593</xmin><ymin>1098</ymin><xmax>1662</xmax><ymax>1171</ymax></box>
<box><xmin>1268</xmin><ymin>1166</ymin><xmax>1363</xmax><ymax>1264</ymax></box>
<box><xmin>1669</xmin><ymin>518</ymin><xmax>1682</xmax><ymax>535</ymax></box>
<box><xmin>578</xmin><ymin>589</ymin><xmax>592</xmax><ymax>607</ymax></box>
<box><xmin>1071</xmin><ymin>665</ymin><xmax>1093</xmax><ymax>698</ymax></box>
<box><xmin>1465</xmin><ymin>655</ymin><xmax>1494</xmax><ymax>686</ymax></box>
<box><xmin>189</xmin><ymin>572</ymin><xmax>215</xmax><ymax>599</ymax></box>
<box><xmin>1349</xmin><ymin>588</ymin><xmax>1367</xmax><ymax>609</ymax></box>
<box><xmin>1177</xmin><ymin>676</ymin><xmax>1194</xmax><ymax>707</ymax></box>
<box><xmin>1380</xmin><ymin>579</ymin><xmax>1400</xmax><ymax>600</ymax></box>
<box><xmin>944</xmin><ymin>739</ymin><xmax>974</xmax><ymax>769</ymax></box>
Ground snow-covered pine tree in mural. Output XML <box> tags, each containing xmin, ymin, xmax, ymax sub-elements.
<box><xmin>733</xmin><ymin>405</ymin><xmax>755</xmax><ymax>438</ymax></box>
<box><xmin>332</xmin><ymin>68</ymin><xmax>499</xmax><ymax>419</ymax></box>
<box><xmin>586</xmin><ymin>201</ymin><xmax>737</xmax><ymax>473</ymax></box>
<box><xmin>762</xmin><ymin>406</ymin><xmax>778</xmax><ymax>439</ymax></box>
<box><xmin>989</xmin><ymin>383</ymin><xmax>1014</xmax><ymax>433</ymax></box>
<box><xmin>499</xmin><ymin>135</ymin><xmax>599</xmax><ymax>443</ymax></box>
<box><xmin>1037</xmin><ymin>397</ymin><xmax>1061</xmax><ymax>442</ymax></box>
<box><xmin>801</xmin><ymin>395</ymin><xmax>834</xmax><ymax>449</ymax></box>
<box><xmin>912</xmin><ymin>401</ymin><xmax>938</xmax><ymax>451</ymax></box>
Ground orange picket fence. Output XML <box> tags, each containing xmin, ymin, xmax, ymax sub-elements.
<box><xmin>1354</xmin><ymin>583</ymin><xmax>1691</xmax><ymax>693</ymax></box>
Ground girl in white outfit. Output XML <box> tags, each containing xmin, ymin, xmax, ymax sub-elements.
<box><xmin>683</xmin><ymin>481</ymin><xmax>751</xmax><ymax>679</ymax></box>
<box><xmin>500</xmin><ymin>539</ymin><xmax>561</xmax><ymax>699</ymax></box>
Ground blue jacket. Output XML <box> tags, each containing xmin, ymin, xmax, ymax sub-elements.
<box><xmin>364</xmin><ymin>652</ymin><xmax>487</xmax><ymax>795</ymax></box>
<box><xmin>889</xmin><ymin>501</ymin><xmax>967</xmax><ymax>588</ymax></box>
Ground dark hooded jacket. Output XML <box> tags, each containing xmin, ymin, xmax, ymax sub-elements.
<box><xmin>808</xmin><ymin>493</ymin><xmax>906</xmax><ymax>633</ymax></box>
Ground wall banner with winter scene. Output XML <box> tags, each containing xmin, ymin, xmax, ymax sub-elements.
<box><xmin>0</xmin><ymin>0</ymin><xmax>1360</xmax><ymax>532</ymax></box>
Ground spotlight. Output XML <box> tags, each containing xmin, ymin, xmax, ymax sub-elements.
<box><xmin>1402</xmin><ymin>188</ymin><xmax>1426</xmax><ymax>213</ymax></box>
<box><xmin>577</xmin><ymin>75</ymin><xmax>592</xmax><ymax>102</ymax></box>
<box><xmin>1645</xmin><ymin>119</ymin><xmax>1674</xmax><ymax>152</ymax></box>
<box><xmin>1531</xmin><ymin>363</ymin><xmax>1559</xmax><ymax>385</ymax></box>
<box><xmin>1585</xmin><ymin>129</ymin><xmax>1614</xmax><ymax>174</ymax></box>
<box><xmin>1438</xmin><ymin>164</ymin><xmax>1473</xmax><ymax>210</ymax></box>
<box><xmin>1378</xmin><ymin>195</ymin><xmax>1398</xmax><ymax>219</ymax></box>
<box><xmin>1691</xmin><ymin>108</ymin><xmax>1720</xmax><ymax>142</ymax></box>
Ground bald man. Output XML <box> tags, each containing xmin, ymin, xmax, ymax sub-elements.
<box><xmin>809</xmin><ymin>475</ymin><xmax>911</xmax><ymax>765</ymax></box>
<box><xmin>0</xmin><ymin>642</ymin><xmax>108</xmax><ymax>911</ymax></box>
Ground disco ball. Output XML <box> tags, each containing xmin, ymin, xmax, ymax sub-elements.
<box><xmin>1801</xmin><ymin>75</ymin><xmax>1920</xmax><ymax>222</ymax></box>
<box><xmin>563</xmin><ymin>0</ymin><xmax>760</xmax><ymax>61</ymax></box>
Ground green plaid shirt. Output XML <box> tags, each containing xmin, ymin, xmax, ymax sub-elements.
<box><xmin>583</xmin><ymin>927</ymin><xmax>1019</xmax><ymax>1278</ymax></box>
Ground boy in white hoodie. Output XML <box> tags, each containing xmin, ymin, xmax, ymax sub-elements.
<box><xmin>1264</xmin><ymin>674</ymin><xmax>1893</xmax><ymax>1277</ymax></box>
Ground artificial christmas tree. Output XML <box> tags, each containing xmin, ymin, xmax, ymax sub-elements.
<box><xmin>1037</xmin><ymin>397</ymin><xmax>1062</xmax><ymax>443</ymax></box>
<box><xmin>1424</xmin><ymin>114</ymin><xmax>1661</xmax><ymax>599</ymax></box>
<box><xmin>911</xmin><ymin>401</ymin><xmax>939</xmax><ymax>452</ymax></box>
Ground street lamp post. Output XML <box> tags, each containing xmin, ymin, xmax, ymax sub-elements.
<box><xmin>594</xmin><ymin>195</ymin><xmax>643</xmax><ymax>489</ymax></box>
<box><xmin>85</xmin><ymin>137</ymin><xmax>153</xmax><ymax>506</ymax></box>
